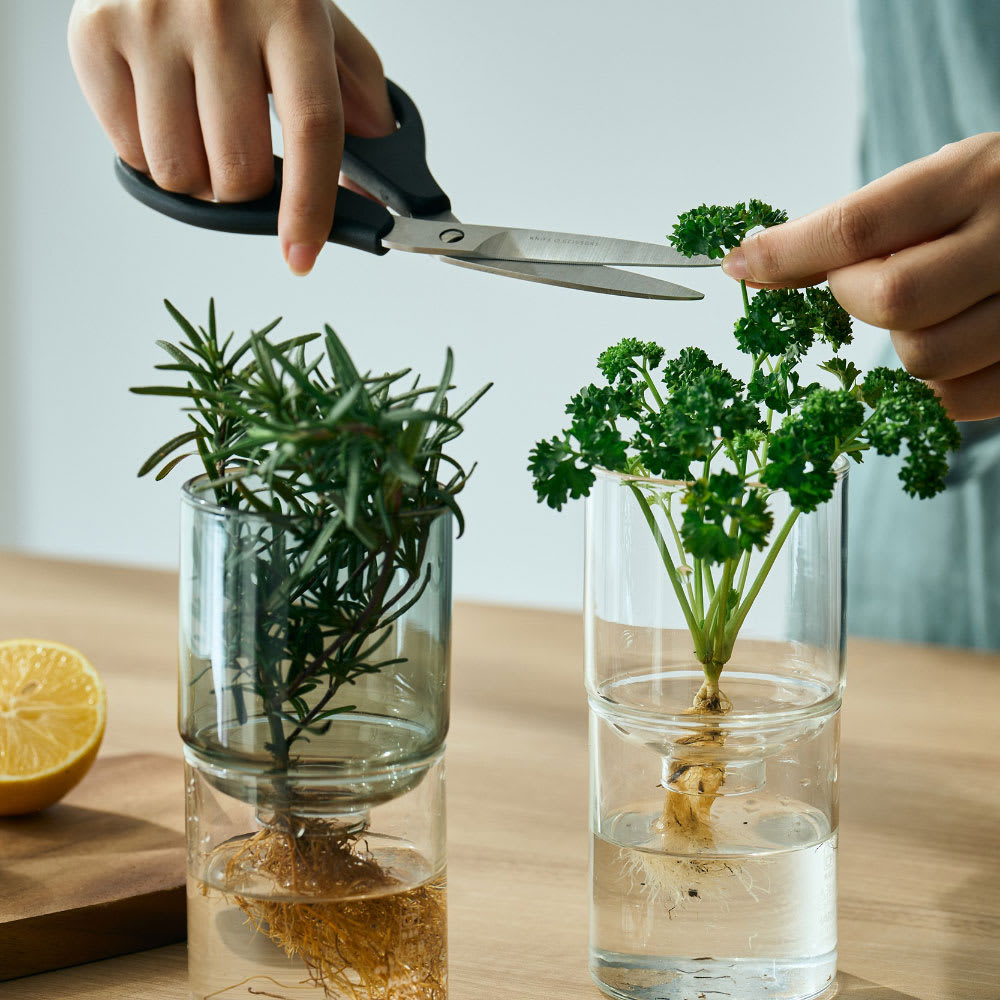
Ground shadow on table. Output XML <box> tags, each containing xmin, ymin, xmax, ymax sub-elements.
<box><xmin>828</xmin><ymin>972</ymin><xmax>922</xmax><ymax>997</ymax></box>
<box><xmin>943</xmin><ymin>864</ymin><xmax>1000</xmax><ymax>1000</ymax></box>
<box><xmin>1</xmin><ymin>801</ymin><xmax>182</xmax><ymax>856</ymax></box>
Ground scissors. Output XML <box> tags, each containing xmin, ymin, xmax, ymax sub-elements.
<box><xmin>115</xmin><ymin>80</ymin><xmax>719</xmax><ymax>300</ymax></box>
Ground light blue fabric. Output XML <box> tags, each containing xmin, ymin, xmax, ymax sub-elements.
<box><xmin>858</xmin><ymin>0</ymin><xmax>1000</xmax><ymax>179</ymax></box>
<box><xmin>848</xmin><ymin>1</ymin><xmax>1000</xmax><ymax>648</ymax></box>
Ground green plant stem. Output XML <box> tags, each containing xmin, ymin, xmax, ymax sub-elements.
<box><xmin>759</xmin><ymin>405</ymin><xmax>776</xmax><ymax>468</ymax></box>
<box><xmin>659</xmin><ymin>496</ymin><xmax>695</xmax><ymax>609</ymax></box>
<box><xmin>701</xmin><ymin>560</ymin><xmax>716</xmax><ymax>605</ymax></box>
<box><xmin>698</xmin><ymin>557</ymin><xmax>732</xmax><ymax>661</ymax></box>
<box><xmin>638</xmin><ymin>363</ymin><xmax>665</xmax><ymax>408</ymax></box>
<box><xmin>629</xmin><ymin>483</ymin><xmax>706</xmax><ymax>661</ymax></box>
<box><xmin>837</xmin><ymin>410</ymin><xmax>879</xmax><ymax>454</ymax></box>
<box><xmin>706</xmin><ymin>274</ymin><xmax>793</xmax><ymax>667</ymax></box>
<box><xmin>734</xmin><ymin>544</ymin><xmax>753</xmax><ymax>598</ymax></box>
<box><xmin>263</xmin><ymin>687</ymin><xmax>292</xmax><ymax>771</ymax></box>
<box><xmin>723</xmin><ymin>507</ymin><xmax>801</xmax><ymax>651</ymax></box>
<box><xmin>711</xmin><ymin>555</ymin><xmax>737</xmax><ymax>656</ymax></box>
<box><xmin>694</xmin><ymin>557</ymin><xmax>705</xmax><ymax>620</ymax></box>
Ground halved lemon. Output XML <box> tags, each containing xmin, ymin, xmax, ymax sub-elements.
<box><xmin>0</xmin><ymin>639</ymin><xmax>106</xmax><ymax>815</ymax></box>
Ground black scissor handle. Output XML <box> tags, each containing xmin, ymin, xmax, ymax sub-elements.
<box><xmin>115</xmin><ymin>155</ymin><xmax>393</xmax><ymax>255</ymax></box>
<box><xmin>114</xmin><ymin>79</ymin><xmax>448</xmax><ymax>254</ymax></box>
<box><xmin>343</xmin><ymin>79</ymin><xmax>451</xmax><ymax>218</ymax></box>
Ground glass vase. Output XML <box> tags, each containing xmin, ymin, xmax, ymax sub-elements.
<box><xmin>179</xmin><ymin>476</ymin><xmax>451</xmax><ymax>1000</ymax></box>
<box><xmin>586</xmin><ymin>466</ymin><xmax>846</xmax><ymax>1000</ymax></box>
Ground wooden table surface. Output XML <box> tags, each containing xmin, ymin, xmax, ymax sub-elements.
<box><xmin>0</xmin><ymin>552</ymin><xmax>997</xmax><ymax>1000</ymax></box>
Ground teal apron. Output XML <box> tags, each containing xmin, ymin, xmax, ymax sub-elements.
<box><xmin>849</xmin><ymin>0</ymin><xmax>1000</xmax><ymax>648</ymax></box>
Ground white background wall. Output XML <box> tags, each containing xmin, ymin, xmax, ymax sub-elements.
<box><xmin>1</xmin><ymin>1</ymin><xmax>875</xmax><ymax>609</ymax></box>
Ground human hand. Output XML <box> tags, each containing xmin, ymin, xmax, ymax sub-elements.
<box><xmin>720</xmin><ymin>133</ymin><xmax>1000</xmax><ymax>421</ymax></box>
<box><xmin>68</xmin><ymin>0</ymin><xmax>394</xmax><ymax>276</ymax></box>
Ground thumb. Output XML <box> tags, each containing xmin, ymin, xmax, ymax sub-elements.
<box><xmin>721</xmin><ymin>217</ymin><xmax>831</xmax><ymax>289</ymax></box>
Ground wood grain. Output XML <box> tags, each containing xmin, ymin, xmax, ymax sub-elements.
<box><xmin>0</xmin><ymin>552</ymin><xmax>997</xmax><ymax>1000</ymax></box>
<box><xmin>0</xmin><ymin>753</ymin><xmax>186</xmax><ymax>979</ymax></box>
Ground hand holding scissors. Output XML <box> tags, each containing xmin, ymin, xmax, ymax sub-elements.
<box><xmin>69</xmin><ymin>0</ymin><xmax>394</xmax><ymax>277</ymax></box>
<box><xmin>117</xmin><ymin>79</ymin><xmax>719</xmax><ymax>300</ymax></box>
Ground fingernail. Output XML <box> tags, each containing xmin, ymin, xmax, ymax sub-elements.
<box><xmin>286</xmin><ymin>243</ymin><xmax>319</xmax><ymax>276</ymax></box>
<box><xmin>721</xmin><ymin>248</ymin><xmax>747</xmax><ymax>280</ymax></box>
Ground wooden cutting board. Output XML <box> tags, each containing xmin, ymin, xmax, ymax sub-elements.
<box><xmin>0</xmin><ymin>752</ymin><xmax>186</xmax><ymax>980</ymax></box>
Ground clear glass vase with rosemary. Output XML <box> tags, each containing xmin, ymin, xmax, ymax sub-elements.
<box><xmin>135</xmin><ymin>301</ymin><xmax>487</xmax><ymax>1000</ymax></box>
<box><xmin>530</xmin><ymin>202</ymin><xmax>960</xmax><ymax>1000</ymax></box>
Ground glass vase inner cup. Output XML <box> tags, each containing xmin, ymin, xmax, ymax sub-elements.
<box><xmin>179</xmin><ymin>475</ymin><xmax>452</xmax><ymax>814</ymax></box>
<box><xmin>586</xmin><ymin>462</ymin><xmax>848</xmax><ymax>716</ymax></box>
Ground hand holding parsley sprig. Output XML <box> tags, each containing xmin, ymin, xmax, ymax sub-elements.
<box><xmin>530</xmin><ymin>201</ymin><xmax>960</xmax><ymax>714</ymax></box>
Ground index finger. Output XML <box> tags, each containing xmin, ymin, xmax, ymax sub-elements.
<box><xmin>265</xmin><ymin>10</ymin><xmax>344</xmax><ymax>276</ymax></box>
<box><xmin>730</xmin><ymin>143</ymin><xmax>979</xmax><ymax>287</ymax></box>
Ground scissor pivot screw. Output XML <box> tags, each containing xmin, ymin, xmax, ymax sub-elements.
<box><xmin>438</xmin><ymin>228</ymin><xmax>465</xmax><ymax>244</ymax></box>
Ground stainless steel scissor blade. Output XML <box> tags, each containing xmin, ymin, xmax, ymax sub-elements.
<box><xmin>383</xmin><ymin>216</ymin><xmax>718</xmax><ymax>269</ymax></box>
<box><xmin>440</xmin><ymin>255</ymin><xmax>704</xmax><ymax>300</ymax></box>
<box><xmin>419</xmin><ymin>210</ymin><xmax>705</xmax><ymax>299</ymax></box>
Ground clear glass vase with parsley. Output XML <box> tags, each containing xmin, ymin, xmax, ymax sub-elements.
<box><xmin>531</xmin><ymin>202</ymin><xmax>959</xmax><ymax>1000</ymax></box>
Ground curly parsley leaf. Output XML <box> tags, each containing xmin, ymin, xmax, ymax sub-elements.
<box><xmin>662</xmin><ymin>348</ymin><xmax>743</xmax><ymax>397</ymax></box>
<box><xmin>529</xmin><ymin>381</ymin><xmax>639</xmax><ymax>509</ymax></box>
<box><xmin>682</xmin><ymin>473</ymin><xmax>774</xmax><ymax>563</ymax></box>
<box><xmin>633</xmin><ymin>363</ymin><xmax>764</xmax><ymax>483</ymax></box>
<box><xmin>528</xmin><ymin>437</ymin><xmax>595</xmax><ymax>511</ymax></box>
<box><xmin>669</xmin><ymin>201</ymin><xmax>789</xmax><ymax>259</ymax></box>
<box><xmin>598</xmin><ymin>338</ymin><xmax>665</xmax><ymax>385</ymax></box>
<box><xmin>804</xmin><ymin>286</ymin><xmax>853</xmax><ymax>350</ymax></box>
<box><xmin>819</xmin><ymin>356</ymin><xmax>862</xmax><ymax>391</ymax></box>
<box><xmin>860</xmin><ymin>367</ymin><xmax>962</xmax><ymax>498</ymax></box>
<box><xmin>760</xmin><ymin>388</ymin><xmax>865</xmax><ymax>510</ymax></box>
<box><xmin>734</xmin><ymin>286</ymin><xmax>853</xmax><ymax>360</ymax></box>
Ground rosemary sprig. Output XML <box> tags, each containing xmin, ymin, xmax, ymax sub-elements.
<box><xmin>134</xmin><ymin>300</ymin><xmax>490</xmax><ymax>765</ymax></box>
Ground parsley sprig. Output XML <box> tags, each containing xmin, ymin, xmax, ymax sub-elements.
<box><xmin>530</xmin><ymin>203</ymin><xmax>959</xmax><ymax>707</ymax></box>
